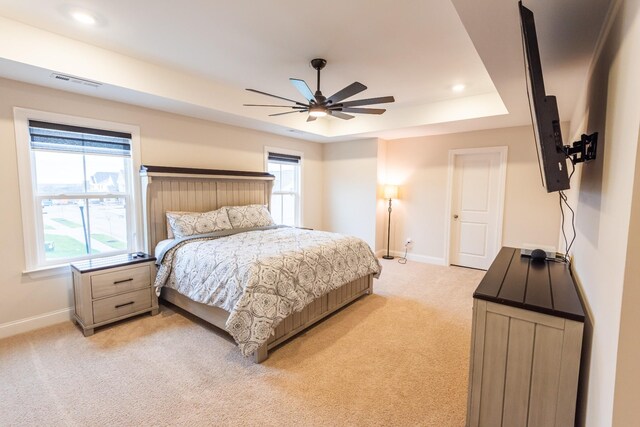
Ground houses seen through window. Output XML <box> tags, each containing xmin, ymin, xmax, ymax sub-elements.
<box><xmin>29</xmin><ymin>121</ymin><xmax>133</xmax><ymax>263</ymax></box>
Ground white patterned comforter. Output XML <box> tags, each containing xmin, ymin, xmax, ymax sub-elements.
<box><xmin>154</xmin><ymin>227</ymin><xmax>381</xmax><ymax>356</ymax></box>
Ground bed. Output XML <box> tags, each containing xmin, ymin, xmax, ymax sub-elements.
<box><xmin>140</xmin><ymin>165</ymin><xmax>380</xmax><ymax>362</ymax></box>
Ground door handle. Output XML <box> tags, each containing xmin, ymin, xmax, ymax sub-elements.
<box><xmin>453</xmin><ymin>214</ymin><xmax>459</xmax><ymax>219</ymax></box>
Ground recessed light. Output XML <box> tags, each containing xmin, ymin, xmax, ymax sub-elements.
<box><xmin>452</xmin><ymin>84</ymin><xmax>465</xmax><ymax>93</ymax></box>
<box><xmin>71</xmin><ymin>11</ymin><xmax>96</xmax><ymax>25</ymax></box>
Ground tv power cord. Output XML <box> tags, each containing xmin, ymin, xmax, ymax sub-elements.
<box><xmin>398</xmin><ymin>240</ymin><xmax>411</xmax><ymax>264</ymax></box>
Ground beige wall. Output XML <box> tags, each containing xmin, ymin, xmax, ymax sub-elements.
<box><xmin>383</xmin><ymin>125</ymin><xmax>562</xmax><ymax>263</ymax></box>
<box><xmin>375</xmin><ymin>139</ymin><xmax>389</xmax><ymax>254</ymax></box>
<box><xmin>614</xmin><ymin>128</ymin><xmax>640</xmax><ymax>426</ymax></box>
<box><xmin>0</xmin><ymin>77</ymin><xmax>324</xmax><ymax>334</ymax></box>
<box><xmin>322</xmin><ymin>138</ymin><xmax>379</xmax><ymax>249</ymax></box>
<box><xmin>567</xmin><ymin>0</ymin><xmax>640</xmax><ymax>425</ymax></box>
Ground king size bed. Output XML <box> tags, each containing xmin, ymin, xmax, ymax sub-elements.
<box><xmin>140</xmin><ymin>165</ymin><xmax>381</xmax><ymax>362</ymax></box>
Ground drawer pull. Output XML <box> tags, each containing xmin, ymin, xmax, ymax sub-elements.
<box><xmin>115</xmin><ymin>301</ymin><xmax>135</xmax><ymax>309</ymax></box>
<box><xmin>113</xmin><ymin>278</ymin><xmax>134</xmax><ymax>285</ymax></box>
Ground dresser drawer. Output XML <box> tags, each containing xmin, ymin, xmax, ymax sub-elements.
<box><xmin>91</xmin><ymin>265</ymin><xmax>150</xmax><ymax>299</ymax></box>
<box><xmin>92</xmin><ymin>288</ymin><xmax>152</xmax><ymax>324</ymax></box>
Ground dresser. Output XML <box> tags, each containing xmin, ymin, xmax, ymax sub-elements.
<box><xmin>467</xmin><ymin>247</ymin><xmax>585</xmax><ymax>427</ymax></box>
<box><xmin>71</xmin><ymin>254</ymin><xmax>159</xmax><ymax>336</ymax></box>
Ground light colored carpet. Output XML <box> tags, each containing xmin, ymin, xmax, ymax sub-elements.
<box><xmin>0</xmin><ymin>259</ymin><xmax>484</xmax><ymax>427</ymax></box>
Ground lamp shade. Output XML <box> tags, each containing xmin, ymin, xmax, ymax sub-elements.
<box><xmin>383</xmin><ymin>185</ymin><xmax>399</xmax><ymax>200</ymax></box>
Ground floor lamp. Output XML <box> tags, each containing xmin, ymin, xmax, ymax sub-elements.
<box><xmin>382</xmin><ymin>185</ymin><xmax>398</xmax><ymax>260</ymax></box>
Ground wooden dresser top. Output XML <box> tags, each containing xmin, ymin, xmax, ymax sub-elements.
<box><xmin>473</xmin><ymin>247</ymin><xmax>585</xmax><ymax>322</ymax></box>
<box><xmin>71</xmin><ymin>253</ymin><xmax>156</xmax><ymax>274</ymax></box>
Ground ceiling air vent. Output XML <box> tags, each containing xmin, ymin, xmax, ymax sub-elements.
<box><xmin>50</xmin><ymin>73</ymin><xmax>102</xmax><ymax>88</ymax></box>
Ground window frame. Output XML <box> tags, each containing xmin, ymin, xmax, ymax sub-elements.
<box><xmin>264</xmin><ymin>146</ymin><xmax>303</xmax><ymax>227</ymax></box>
<box><xmin>14</xmin><ymin>107</ymin><xmax>143</xmax><ymax>273</ymax></box>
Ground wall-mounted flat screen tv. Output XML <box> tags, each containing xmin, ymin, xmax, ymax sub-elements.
<box><xmin>519</xmin><ymin>1</ymin><xmax>570</xmax><ymax>192</ymax></box>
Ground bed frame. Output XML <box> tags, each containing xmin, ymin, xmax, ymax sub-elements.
<box><xmin>140</xmin><ymin>165</ymin><xmax>374</xmax><ymax>362</ymax></box>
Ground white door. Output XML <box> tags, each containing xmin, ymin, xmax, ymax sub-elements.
<box><xmin>450</xmin><ymin>150</ymin><xmax>504</xmax><ymax>270</ymax></box>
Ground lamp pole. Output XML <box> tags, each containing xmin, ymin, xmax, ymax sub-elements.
<box><xmin>383</xmin><ymin>197</ymin><xmax>394</xmax><ymax>260</ymax></box>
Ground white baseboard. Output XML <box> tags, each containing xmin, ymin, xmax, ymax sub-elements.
<box><xmin>377</xmin><ymin>250</ymin><xmax>446</xmax><ymax>266</ymax></box>
<box><xmin>0</xmin><ymin>307</ymin><xmax>72</xmax><ymax>340</ymax></box>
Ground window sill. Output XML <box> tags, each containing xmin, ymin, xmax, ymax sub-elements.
<box><xmin>23</xmin><ymin>263</ymin><xmax>70</xmax><ymax>279</ymax></box>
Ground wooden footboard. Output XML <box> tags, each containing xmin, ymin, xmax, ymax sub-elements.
<box><xmin>160</xmin><ymin>273</ymin><xmax>374</xmax><ymax>363</ymax></box>
<box><xmin>257</xmin><ymin>273</ymin><xmax>373</xmax><ymax>362</ymax></box>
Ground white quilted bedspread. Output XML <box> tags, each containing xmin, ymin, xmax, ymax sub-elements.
<box><xmin>154</xmin><ymin>227</ymin><xmax>381</xmax><ymax>356</ymax></box>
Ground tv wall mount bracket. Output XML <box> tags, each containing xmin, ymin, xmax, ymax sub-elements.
<box><xmin>563</xmin><ymin>132</ymin><xmax>598</xmax><ymax>165</ymax></box>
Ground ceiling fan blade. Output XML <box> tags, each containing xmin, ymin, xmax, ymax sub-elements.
<box><xmin>340</xmin><ymin>107</ymin><xmax>386</xmax><ymax>115</ymax></box>
<box><xmin>290</xmin><ymin>79</ymin><xmax>315</xmax><ymax>102</ymax></box>
<box><xmin>246</xmin><ymin>88</ymin><xmax>308</xmax><ymax>107</ymax></box>
<box><xmin>329</xmin><ymin>111</ymin><xmax>355</xmax><ymax>120</ymax></box>
<box><xmin>244</xmin><ymin>104</ymin><xmax>306</xmax><ymax>108</ymax></box>
<box><xmin>269</xmin><ymin>110</ymin><xmax>306</xmax><ymax>117</ymax></box>
<box><xmin>306</xmin><ymin>115</ymin><xmax>317</xmax><ymax>122</ymax></box>
<box><xmin>326</xmin><ymin>82</ymin><xmax>367</xmax><ymax>105</ymax></box>
<box><xmin>337</xmin><ymin>96</ymin><xmax>395</xmax><ymax>108</ymax></box>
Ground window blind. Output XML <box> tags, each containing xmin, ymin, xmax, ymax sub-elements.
<box><xmin>268</xmin><ymin>152</ymin><xmax>301</xmax><ymax>164</ymax></box>
<box><xmin>29</xmin><ymin>120</ymin><xmax>131</xmax><ymax>157</ymax></box>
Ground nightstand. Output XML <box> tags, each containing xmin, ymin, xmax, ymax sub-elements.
<box><xmin>71</xmin><ymin>253</ymin><xmax>159</xmax><ymax>336</ymax></box>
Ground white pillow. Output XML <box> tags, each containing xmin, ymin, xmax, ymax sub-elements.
<box><xmin>154</xmin><ymin>238</ymin><xmax>173</xmax><ymax>257</ymax></box>
<box><xmin>225</xmin><ymin>204</ymin><xmax>275</xmax><ymax>229</ymax></box>
<box><xmin>166</xmin><ymin>208</ymin><xmax>232</xmax><ymax>238</ymax></box>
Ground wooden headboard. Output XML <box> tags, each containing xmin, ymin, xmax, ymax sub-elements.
<box><xmin>139</xmin><ymin>165</ymin><xmax>275</xmax><ymax>254</ymax></box>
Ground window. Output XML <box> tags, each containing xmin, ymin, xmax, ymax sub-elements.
<box><xmin>265</xmin><ymin>148</ymin><xmax>302</xmax><ymax>227</ymax></box>
<box><xmin>14</xmin><ymin>108</ymin><xmax>141</xmax><ymax>271</ymax></box>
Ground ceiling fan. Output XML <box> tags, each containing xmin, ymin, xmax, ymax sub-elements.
<box><xmin>244</xmin><ymin>58</ymin><xmax>395</xmax><ymax>122</ymax></box>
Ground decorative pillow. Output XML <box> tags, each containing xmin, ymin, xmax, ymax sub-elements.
<box><xmin>225</xmin><ymin>204</ymin><xmax>275</xmax><ymax>229</ymax></box>
<box><xmin>166</xmin><ymin>208</ymin><xmax>232</xmax><ymax>238</ymax></box>
<box><xmin>165</xmin><ymin>211</ymin><xmax>187</xmax><ymax>239</ymax></box>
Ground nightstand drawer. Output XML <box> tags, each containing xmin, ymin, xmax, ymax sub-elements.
<box><xmin>93</xmin><ymin>288</ymin><xmax>152</xmax><ymax>324</ymax></box>
<box><xmin>91</xmin><ymin>265</ymin><xmax>151</xmax><ymax>299</ymax></box>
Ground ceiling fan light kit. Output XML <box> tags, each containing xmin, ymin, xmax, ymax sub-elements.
<box><xmin>244</xmin><ymin>58</ymin><xmax>395</xmax><ymax>121</ymax></box>
<box><xmin>308</xmin><ymin>105</ymin><xmax>327</xmax><ymax>118</ymax></box>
